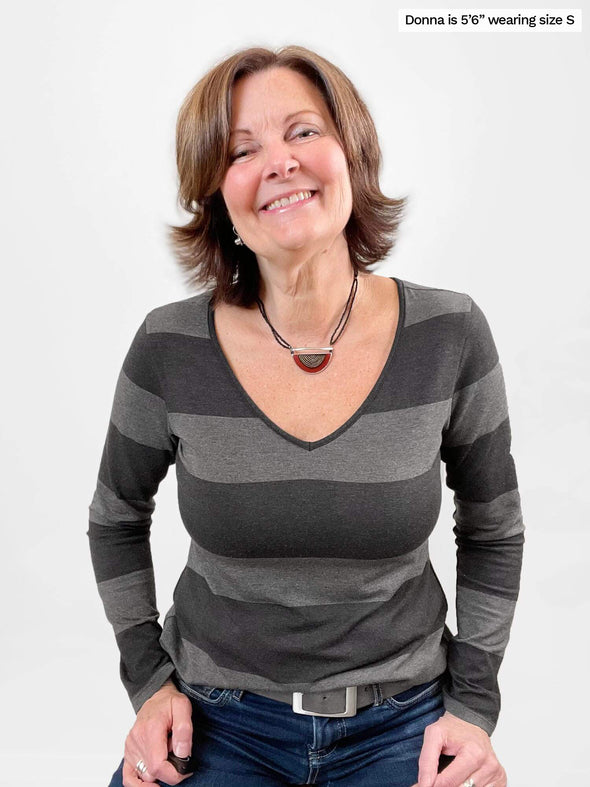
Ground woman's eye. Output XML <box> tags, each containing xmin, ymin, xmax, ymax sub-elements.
<box><xmin>295</xmin><ymin>128</ymin><xmax>319</xmax><ymax>139</ymax></box>
<box><xmin>230</xmin><ymin>149</ymin><xmax>251</xmax><ymax>161</ymax></box>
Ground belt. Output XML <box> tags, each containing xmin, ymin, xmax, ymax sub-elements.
<box><xmin>249</xmin><ymin>680</ymin><xmax>414</xmax><ymax>718</ymax></box>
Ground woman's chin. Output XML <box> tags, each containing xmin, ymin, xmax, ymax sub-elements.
<box><xmin>260</xmin><ymin>230</ymin><xmax>330</xmax><ymax>257</ymax></box>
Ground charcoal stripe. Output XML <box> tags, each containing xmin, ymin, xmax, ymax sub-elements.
<box><xmin>170</xmin><ymin>561</ymin><xmax>448</xmax><ymax>683</ymax></box>
<box><xmin>456</xmin><ymin>531</ymin><xmax>524</xmax><ymax>600</ymax></box>
<box><xmin>378</xmin><ymin>313</ymin><xmax>465</xmax><ymax>410</ymax></box>
<box><xmin>143</xmin><ymin>331</ymin><xmax>252</xmax><ymax>416</ymax></box>
<box><xmin>87</xmin><ymin>520</ymin><xmax>153</xmax><ymax>582</ymax></box>
<box><xmin>174</xmin><ymin>452</ymin><xmax>442</xmax><ymax>559</ymax></box>
<box><xmin>122</xmin><ymin>320</ymin><xmax>161</xmax><ymax>394</ymax></box>
<box><xmin>97</xmin><ymin>423</ymin><xmax>175</xmax><ymax>503</ymax></box>
<box><xmin>130</xmin><ymin>662</ymin><xmax>177</xmax><ymax>715</ymax></box>
<box><xmin>442</xmin><ymin>695</ymin><xmax>496</xmax><ymax>736</ymax></box>
<box><xmin>443</xmin><ymin>636</ymin><xmax>503</xmax><ymax>732</ymax></box>
<box><xmin>162</xmin><ymin>621</ymin><xmax>448</xmax><ymax>694</ymax></box>
<box><xmin>116</xmin><ymin>621</ymin><xmax>174</xmax><ymax>707</ymax></box>
<box><xmin>150</xmin><ymin>311</ymin><xmax>468</xmax><ymax>419</ymax></box>
<box><xmin>442</xmin><ymin>419</ymin><xmax>518</xmax><ymax>503</ymax></box>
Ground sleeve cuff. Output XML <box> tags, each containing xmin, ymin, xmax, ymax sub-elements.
<box><xmin>442</xmin><ymin>691</ymin><xmax>497</xmax><ymax>736</ymax></box>
<box><xmin>129</xmin><ymin>661</ymin><xmax>177</xmax><ymax>714</ymax></box>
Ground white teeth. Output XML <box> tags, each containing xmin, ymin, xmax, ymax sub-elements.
<box><xmin>264</xmin><ymin>190</ymin><xmax>313</xmax><ymax>211</ymax></box>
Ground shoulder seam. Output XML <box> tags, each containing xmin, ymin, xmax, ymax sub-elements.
<box><xmin>145</xmin><ymin>290</ymin><xmax>212</xmax><ymax>320</ymax></box>
<box><xmin>403</xmin><ymin>282</ymin><xmax>470</xmax><ymax>298</ymax></box>
<box><xmin>454</xmin><ymin>295</ymin><xmax>474</xmax><ymax>383</ymax></box>
<box><xmin>138</xmin><ymin>319</ymin><xmax>176</xmax><ymax>443</ymax></box>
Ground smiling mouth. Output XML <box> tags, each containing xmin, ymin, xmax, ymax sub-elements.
<box><xmin>262</xmin><ymin>190</ymin><xmax>316</xmax><ymax>212</ymax></box>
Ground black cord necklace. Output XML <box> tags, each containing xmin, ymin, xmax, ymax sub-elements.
<box><xmin>255</xmin><ymin>270</ymin><xmax>359</xmax><ymax>373</ymax></box>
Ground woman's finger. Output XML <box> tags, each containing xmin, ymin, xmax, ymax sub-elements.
<box><xmin>416</xmin><ymin>721</ymin><xmax>445</xmax><ymax>786</ymax></box>
<box><xmin>123</xmin><ymin>750</ymin><xmax>193</xmax><ymax>787</ymax></box>
<box><xmin>122</xmin><ymin>758</ymin><xmax>157</xmax><ymax>786</ymax></box>
<box><xmin>155</xmin><ymin>757</ymin><xmax>195</xmax><ymax>785</ymax></box>
<box><xmin>462</xmin><ymin>761</ymin><xmax>507</xmax><ymax>787</ymax></box>
<box><xmin>169</xmin><ymin>691</ymin><xmax>194</xmax><ymax>760</ymax></box>
<box><xmin>429</xmin><ymin>751</ymin><xmax>483</xmax><ymax>787</ymax></box>
<box><xmin>124</xmin><ymin>735</ymin><xmax>161</xmax><ymax>783</ymax></box>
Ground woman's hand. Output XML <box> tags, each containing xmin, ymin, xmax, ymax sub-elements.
<box><xmin>411</xmin><ymin>711</ymin><xmax>507</xmax><ymax>787</ymax></box>
<box><xmin>122</xmin><ymin>679</ymin><xmax>194</xmax><ymax>786</ymax></box>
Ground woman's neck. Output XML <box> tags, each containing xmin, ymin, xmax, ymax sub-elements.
<box><xmin>254</xmin><ymin>235</ymin><xmax>368</xmax><ymax>346</ymax></box>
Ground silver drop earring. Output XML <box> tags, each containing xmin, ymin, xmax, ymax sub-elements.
<box><xmin>233</xmin><ymin>226</ymin><xmax>244</xmax><ymax>246</ymax></box>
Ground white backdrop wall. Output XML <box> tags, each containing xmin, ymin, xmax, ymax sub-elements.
<box><xmin>1</xmin><ymin>1</ymin><xmax>588</xmax><ymax>784</ymax></box>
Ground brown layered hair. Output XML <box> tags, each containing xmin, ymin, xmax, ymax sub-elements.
<box><xmin>168</xmin><ymin>46</ymin><xmax>407</xmax><ymax>308</ymax></box>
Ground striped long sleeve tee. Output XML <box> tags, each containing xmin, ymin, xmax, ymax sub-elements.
<box><xmin>87</xmin><ymin>277</ymin><xmax>525</xmax><ymax>735</ymax></box>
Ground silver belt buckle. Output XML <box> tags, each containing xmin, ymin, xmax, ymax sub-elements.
<box><xmin>292</xmin><ymin>686</ymin><xmax>358</xmax><ymax>717</ymax></box>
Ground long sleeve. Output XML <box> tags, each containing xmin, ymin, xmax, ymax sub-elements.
<box><xmin>87</xmin><ymin>316</ymin><xmax>178</xmax><ymax>713</ymax></box>
<box><xmin>440</xmin><ymin>297</ymin><xmax>525</xmax><ymax>736</ymax></box>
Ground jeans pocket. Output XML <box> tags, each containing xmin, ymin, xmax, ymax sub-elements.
<box><xmin>176</xmin><ymin>676</ymin><xmax>233</xmax><ymax>706</ymax></box>
<box><xmin>384</xmin><ymin>675</ymin><xmax>444</xmax><ymax>711</ymax></box>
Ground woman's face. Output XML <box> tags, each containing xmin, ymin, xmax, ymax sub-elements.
<box><xmin>220</xmin><ymin>67</ymin><xmax>353</xmax><ymax>260</ymax></box>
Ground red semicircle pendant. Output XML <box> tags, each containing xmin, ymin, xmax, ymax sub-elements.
<box><xmin>291</xmin><ymin>347</ymin><xmax>333</xmax><ymax>373</ymax></box>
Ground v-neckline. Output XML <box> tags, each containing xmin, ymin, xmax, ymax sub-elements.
<box><xmin>207</xmin><ymin>276</ymin><xmax>406</xmax><ymax>452</ymax></box>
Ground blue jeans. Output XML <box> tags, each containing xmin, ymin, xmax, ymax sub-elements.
<box><xmin>108</xmin><ymin>674</ymin><xmax>447</xmax><ymax>786</ymax></box>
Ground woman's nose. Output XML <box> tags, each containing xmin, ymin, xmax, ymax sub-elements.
<box><xmin>262</xmin><ymin>143</ymin><xmax>300</xmax><ymax>180</ymax></box>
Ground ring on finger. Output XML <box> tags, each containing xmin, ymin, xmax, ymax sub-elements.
<box><xmin>463</xmin><ymin>780</ymin><xmax>475</xmax><ymax>787</ymax></box>
<box><xmin>136</xmin><ymin>758</ymin><xmax>148</xmax><ymax>778</ymax></box>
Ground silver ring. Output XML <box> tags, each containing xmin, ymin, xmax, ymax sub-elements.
<box><xmin>463</xmin><ymin>780</ymin><xmax>475</xmax><ymax>787</ymax></box>
<box><xmin>136</xmin><ymin>758</ymin><xmax>148</xmax><ymax>776</ymax></box>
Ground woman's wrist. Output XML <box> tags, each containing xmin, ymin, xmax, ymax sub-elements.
<box><xmin>158</xmin><ymin>677</ymin><xmax>178</xmax><ymax>692</ymax></box>
<box><xmin>145</xmin><ymin>677</ymin><xmax>179</xmax><ymax>703</ymax></box>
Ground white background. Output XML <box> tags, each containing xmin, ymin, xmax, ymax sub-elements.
<box><xmin>1</xmin><ymin>1</ymin><xmax>588</xmax><ymax>784</ymax></box>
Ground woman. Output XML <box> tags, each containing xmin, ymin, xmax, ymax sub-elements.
<box><xmin>88</xmin><ymin>46</ymin><xmax>524</xmax><ymax>787</ymax></box>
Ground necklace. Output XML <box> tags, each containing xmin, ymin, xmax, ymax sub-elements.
<box><xmin>255</xmin><ymin>270</ymin><xmax>359</xmax><ymax>374</ymax></box>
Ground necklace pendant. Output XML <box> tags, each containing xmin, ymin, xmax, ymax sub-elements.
<box><xmin>291</xmin><ymin>347</ymin><xmax>333</xmax><ymax>373</ymax></box>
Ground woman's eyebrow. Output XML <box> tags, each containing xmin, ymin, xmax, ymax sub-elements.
<box><xmin>230</xmin><ymin>110</ymin><xmax>323</xmax><ymax>137</ymax></box>
<box><xmin>284</xmin><ymin>109</ymin><xmax>323</xmax><ymax>122</ymax></box>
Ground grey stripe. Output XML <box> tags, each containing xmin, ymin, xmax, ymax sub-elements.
<box><xmin>454</xmin><ymin>489</ymin><xmax>525</xmax><ymax>541</ymax></box>
<box><xmin>98</xmin><ymin>568</ymin><xmax>159</xmax><ymax>635</ymax></box>
<box><xmin>146</xmin><ymin>293</ymin><xmax>212</xmax><ymax>337</ymax></box>
<box><xmin>170</xmin><ymin>399</ymin><xmax>450</xmax><ymax>484</ymax></box>
<box><xmin>88</xmin><ymin>479</ymin><xmax>154</xmax><ymax>526</ymax></box>
<box><xmin>443</xmin><ymin>363</ymin><xmax>508</xmax><ymax>445</ymax></box>
<box><xmin>186</xmin><ymin>539</ymin><xmax>430</xmax><ymax>606</ymax></box>
<box><xmin>456</xmin><ymin>587</ymin><xmax>516</xmax><ymax>653</ymax></box>
<box><xmin>110</xmin><ymin>369</ymin><xmax>172</xmax><ymax>450</ymax></box>
<box><xmin>404</xmin><ymin>283</ymin><xmax>470</xmax><ymax>327</ymax></box>
<box><xmin>160</xmin><ymin>612</ymin><xmax>448</xmax><ymax>693</ymax></box>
